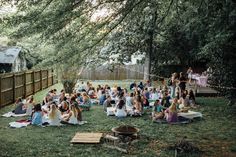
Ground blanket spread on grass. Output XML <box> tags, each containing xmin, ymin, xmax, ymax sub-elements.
<box><xmin>9</xmin><ymin>121</ymin><xmax>31</xmax><ymax>128</ymax></box>
<box><xmin>178</xmin><ymin>111</ymin><xmax>202</xmax><ymax>119</ymax></box>
<box><xmin>2</xmin><ymin>112</ymin><xmax>28</xmax><ymax>117</ymax></box>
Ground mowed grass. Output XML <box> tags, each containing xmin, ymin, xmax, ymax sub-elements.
<box><xmin>0</xmin><ymin>81</ymin><xmax>236</xmax><ymax>157</ymax></box>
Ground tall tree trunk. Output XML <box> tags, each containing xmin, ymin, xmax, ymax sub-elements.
<box><xmin>143</xmin><ymin>4</ymin><xmax>158</xmax><ymax>81</ymax></box>
<box><xmin>144</xmin><ymin>49</ymin><xmax>151</xmax><ymax>81</ymax></box>
<box><xmin>143</xmin><ymin>30</ymin><xmax>153</xmax><ymax>81</ymax></box>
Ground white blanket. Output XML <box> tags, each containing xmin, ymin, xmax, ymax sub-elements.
<box><xmin>106</xmin><ymin>107</ymin><xmax>115</xmax><ymax>116</ymax></box>
<box><xmin>178</xmin><ymin>111</ymin><xmax>202</xmax><ymax>119</ymax></box>
<box><xmin>2</xmin><ymin>112</ymin><xmax>27</xmax><ymax>118</ymax></box>
<box><xmin>9</xmin><ymin>122</ymin><xmax>30</xmax><ymax>128</ymax></box>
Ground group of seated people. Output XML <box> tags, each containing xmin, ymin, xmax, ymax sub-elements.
<box><xmin>74</xmin><ymin>80</ymin><xmax>197</xmax><ymax>123</ymax></box>
<box><xmin>12</xmin><ymin>89</ymin><xmax>92</xmax><ymax>126</ymax></box>
<box><xmin>12</xmin><ymin>78</ymin><xmax>198</xmax><ymax>125</ymax></box>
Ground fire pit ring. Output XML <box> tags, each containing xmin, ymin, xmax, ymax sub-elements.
<box><xmin>112</xmin><ymin>125</ymin><xmax>140</xmax><ymax>136</ymax></box>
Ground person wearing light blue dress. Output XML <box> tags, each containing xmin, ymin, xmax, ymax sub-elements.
<box><xmin>31</xmin><ymin>104</ymin><xmax>43</xmax><ymax>125</ymax></box>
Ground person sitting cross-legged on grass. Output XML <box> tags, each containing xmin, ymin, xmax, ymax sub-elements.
<box><xmin>70</xmin><ymin>96</ymin><xmax>79</xmax><ymax>108</ymax></box>
<box><xmin>165</xmin><ymin>98</ymin><xmax>179</xmax><ymax>123</ymax></box>
<box><xmin>125</xmin><ymin>93</ymin><xmax>134</xmax><ymax>114</ymax></box>
<box><xmin>132</xmin><ymin>95</ymin><xmax>143</xmax><ymax>116</ymax></box>
<box><xmin>178</xmin><ymin>93</ymin><xmax>189</xmax><ymax>109</ymax></box>
<box><xmin>58</xmin><ymin>89</ymin><xmax>66</xmax><ymax>104</ymax></box>
<box><xmin>25</xmin><ymin>95</ymin><xmax>35</xmax><ymax>116</ymax></box>
<box><xmin>59</xmin><ymin>99</ymin><xmax>69</xmax><ymax>115</ymax></box>
<box><xmin>115</xmin><ymin>99</ymin><xmax>127</xmax><ymax>118</ymax></box>
<box><xmin>142</xmin><ymin>95</ymin><xmax>149</xmax><ymax>108</ymax></box>
<box><xmin>152</xmin><ymin>99</ymin><xmax>165</xmax><ymax>121</ymax></box>
<box><xmin>99</xmin><ymin>90</ymin><xmax>106</xmax><ymax>105</ymax></box>
<box><xmin>79</xmin><ymin>92</ymin><xmax>91</xmax><ymax>110</ymax></box>
<box><xmin>150</xmin><ymin>88</ymin><xmax>159</xmax><ymax>100</ymax></box>
<box><xmin>103</xmin><ymin>95</ymin><xmax>112</xmax><ymax>112</ymax></box>
<box><xmin>13</xmin><ymin>97</ymin><xmax>26</xmax><ymax>115</ymax></box>
<box><xmin>63</xmin><ymin>104</ymin><xmax>83</xmax><ymax>125</ymax></box>
<box><xmin>161</xmin><ymin>92</ymin><xmax>171</xmax><ymax>108</ymax></box>
<box><xmin>31</xmin><ymin>104</ymin><xmax>43</xmax><ymax>126</ymax></box>
<box><xmin>48</xmin><ymin>103</ymin><xmax>61</xmax><ymax>126</ymax></box>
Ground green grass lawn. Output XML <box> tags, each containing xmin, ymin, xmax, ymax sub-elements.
<box><xmin>0</xmin><ymin>81</ymin><xmax>236</xmax><ymax>157</ymax></box>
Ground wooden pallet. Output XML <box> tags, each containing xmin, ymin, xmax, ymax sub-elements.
<box><xmin>71</xmin><ymin>132</ymin><xmax>103</xmax><ymax>144</ymax></box>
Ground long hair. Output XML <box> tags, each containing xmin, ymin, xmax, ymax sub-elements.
<box><xmin>136</xmin><ymin>95</ymin><xmax>142</xmax><ymax>102</ymax></box>
<box><xmin>169</xmin><ymin>103</ymin><xmax>177</xmax><ymax>113</ymax></box>
<box><xmin>117</xmin><ymin>100</ymin><xmax>125</xmax><ymax>109</ymax></box>
<box><xmin>49</xmin><ymin>104</ymin><xmax>57</xmax><ymax>119</ymax></box>
<box><xmin>70</xmin><ymin>105</ymin><xmax>78</xmax><ymax>118</ymax></box>
<box><xmin>34</xmin><ymin>104</ymin><xmax>42</xmax><ymax>112</ymax></box>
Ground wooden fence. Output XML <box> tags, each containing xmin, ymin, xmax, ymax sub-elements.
<box><xmin>0</xmin><ymin>69</ymin><xmax>58</xmax><ymax>107</ymax></box>
<box><xmin>79</xmin><ymin>65</ymin><xmax>145</xmax><ymax>80</ymax></box>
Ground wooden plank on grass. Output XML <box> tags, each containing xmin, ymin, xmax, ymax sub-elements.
<box><xmin>71</xmin><ymin>133</ymin><xmax>103</xmax><ymax>144</ymax></box>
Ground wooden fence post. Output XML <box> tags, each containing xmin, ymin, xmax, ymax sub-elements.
<box><xmin>32</xmin><ymin>71</ymin><xmax>35</xmax><ymax>94</ymax></box>
<box><xmin>13</xmin><ymin>73</ymin><xmax>16</xmax><ymax>102</ymax></box>
<box><xmin>46</xmin><ymin>69</ymin><xmax>49</xmax><ymax>88</ymax></box>
<box><xmin>40</xmin><ymin>70</ymin><xmax>43</xmax><ymax>90</ymax></box>
<box><xmin>24</xmin><ymin>71</ymin><xmax>27</xmax><ymax>98</ymax></box>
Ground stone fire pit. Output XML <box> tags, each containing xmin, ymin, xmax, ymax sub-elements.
<box><xmin>112</xmin><ymin>125</ymin><xmax>139</xmax><ymax>136</ymax></box>
<box><xmin>103</xmin><ymin>125</ymin><xmax>140</xmax><ymax>153</ymax></box>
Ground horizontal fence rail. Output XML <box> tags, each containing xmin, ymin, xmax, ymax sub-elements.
<box><xmin>0</xmin><ymin>69</ymin><xmax>58</xmax><ymax>107</ymax></box>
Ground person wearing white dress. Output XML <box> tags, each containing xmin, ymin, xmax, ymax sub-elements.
<box><xmin>48</xmin><ymin>104</ymin><xmax>61</xmax><ymax>126</ymax></box>
<box><xmin>125</xmin><ymin>93</ymin><xmax>134</xmax><ymax>114</ymax></box>
<box><xmin>115</xmin><ymin>100</ymin><xmax>127</xmax><ymax>118</ymax></box>
<box><xmin>63</xmin><ymin>105</ymin><xmax>79</xmax><ymax>124</ymax></box>
<box><xmin>150</xmin><ymin>88</ymin><xmax>159</xmax><ymax>100</ymax></box>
